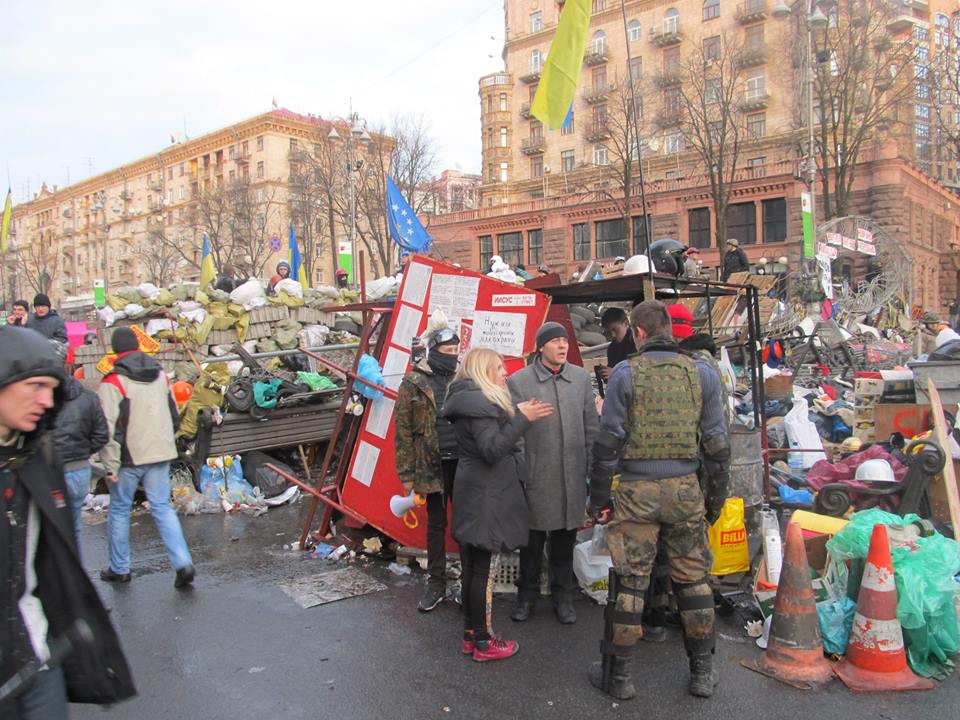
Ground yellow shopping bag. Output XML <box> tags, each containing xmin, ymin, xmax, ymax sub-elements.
<box><xmin>708</xmin><ymin>497</ymin><xmax>750</xmax><ymax>575</ymax></box>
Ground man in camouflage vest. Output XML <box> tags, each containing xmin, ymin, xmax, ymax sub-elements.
<box><xmin>394</xmin><ymin>326</ymin><xmax>461</xmax><ymax>612</ymax></box>
<box><xmin>587</xmin><ymin>300</ymin><xmax>730</xmax><ymax>700</ymax></box>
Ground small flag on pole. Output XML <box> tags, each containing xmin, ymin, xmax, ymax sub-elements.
<box><xmin>288</xmin><ymin>222</ymin><xmax>308</xmax><ymax>288</ymax></box>
<box><xmin>1</xmin><ymin>188</ymin><xmax>11</xmax><ymax>254</ymax></box>
<box><xmin>530</xmin><ymin>0</ymin><xmax>591</xmax><ymax>129</ymax></box>
<box><xmin>386</xmin><ymin>177</ymin><xmax>431</xmax><ymax>253</ymax></box>
<box><xmin>199</xmin><ymin>232</ymin><xmax>216</xmax><ymax>289</ymax></box>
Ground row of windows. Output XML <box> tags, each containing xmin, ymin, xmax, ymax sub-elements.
<box><xmin>478</xmin><ymin>198</ymin><xmax>787</xmax><ymax>269</ymax></box>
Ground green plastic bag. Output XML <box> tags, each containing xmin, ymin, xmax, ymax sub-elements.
<box><xmin>826</xmin><ymin>508</ymin><xmax>960</xmax><ymax>679</ymax></box>
<box><xmin>253</xmin><ymin>379</ymin><xmax>282</xmax><ymax>409</ymax></box>
<box><xmin>296</xmin><ymin>372</ymin><xmax>337</xmax><ymax>391</ymax></box>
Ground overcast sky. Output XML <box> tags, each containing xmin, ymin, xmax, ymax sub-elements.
<box><xmin>1</xmin><ymin>0</ymin><xmax>505</xmax><ymax>204</ymax></box>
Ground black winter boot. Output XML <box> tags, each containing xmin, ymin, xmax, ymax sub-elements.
<box><xmin>510</xmin><ymin>596</ymin><xmax>536</xmax><ymax>622</ymax></box>
<box><xmin>688</xmin><ymin>652</ymin><xmax>719</xmax><ymax>698</ymax></box>
<box><xmin>589</xmin><ymin>656</ymin><xmax>636</xmax><ymax>700</ymax></box>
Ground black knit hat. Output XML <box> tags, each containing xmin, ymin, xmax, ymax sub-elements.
<box><xmin>535</xmin><ymin>322</ymin><xmax>568</xmax><ymax>350</ymax></box>
<box><xmin>111</xmin><ymin>327</ymin><xmax>139</xmax><ymax>354</ymax></box>
<box><xmin>33</xmin><ymin>293</ymin><xmax>51</xmax><ymax>308</ymax></box>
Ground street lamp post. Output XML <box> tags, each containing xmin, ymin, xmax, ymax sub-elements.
<box><xmin>772</xmin><ymin>0</ymin><xmax>829</xmax><ymax>266</ymax></box>
<box><xmin>327</xmin><ymin>113</ymin><xmax>371</xmax><ymax>284</ymax></box>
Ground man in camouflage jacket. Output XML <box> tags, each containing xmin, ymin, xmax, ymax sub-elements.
<box><xmin>394</xmin><ymin>327</ymin><xmax>460</xmax><ymax>612</ymax></box>
<box><xmin>587</xmin><ymin>301</ymin><xmax>730</xmax><ymax>701</ymax></box>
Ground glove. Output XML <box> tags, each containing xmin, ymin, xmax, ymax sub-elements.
<box><xmin>587</xmin><ymin>495</ymin><xmax>614</xmax><ymax>524</ymax></box>
<box><xmin>701</xmin><ymin>460</ymin><xmax>729</xmax><ymax>525</ymax></box>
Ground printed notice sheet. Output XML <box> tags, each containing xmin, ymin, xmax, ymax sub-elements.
<box><xmin>391</xmin><ymin>303</ymin><xmax>423</xmax><ymax>351</ymax></box>
<box><xmin>351</xmin><ymin>441</ymin><xmax>381</xmax><ymax>487</ymax></box>
<box><xmin>366</xmin><ymin>397</ymin><xmax>396</xmax><ymax>440</ymax></box>
<box><xmin>401</xmin><ymin>262</ymin><xmax>432</xmax><ymax>308</ymax></box>
<box><xmin>428</xmin><ymin>274</ymin><xmax>480</xmax><ymax>328</ymax></box>
<box><xmin>471</xmin><ymin>311</ymin><xmax>527</xmax><ymax>357</ymax></box>
<box><xmin>381</xmin><ymin>346</ymin><xmax>411</xmax><ymax>392</ymax></box>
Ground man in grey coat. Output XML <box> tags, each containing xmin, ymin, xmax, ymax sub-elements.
<box><xmin>507</xmin><ymin>322</ymin><xmax>599</xmax><ymax>624</ymax></box>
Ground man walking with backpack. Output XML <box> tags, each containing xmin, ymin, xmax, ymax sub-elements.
<box><xmin>98</xmin><ymin>328</ymin><xmax>195</xmax><ymax>588</ymax></box>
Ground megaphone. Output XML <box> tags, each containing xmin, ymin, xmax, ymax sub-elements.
<box><xmin>389</xmin><ymin>491</ymin><xmax>426</xmax><ymax>529</ymax></box>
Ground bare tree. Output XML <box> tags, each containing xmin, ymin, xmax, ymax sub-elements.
<box><xmin>289</xmin><ymin>138</ymin><xmax>345</xmax><ymax>284</ymax></box>
<box><xmin>226</xmin><ymin>180</ymin><xmax>280</xmax><ymax>278</ymax></box>
<box><xmin>389</xmin><ymin>114</ymin><xmax>439</xmax><ymax>216</ymax></box>
<box><xmin>15</xmin><ymin>233</ymin><xmax>60</xmax><ymax>297</ymax></box>
<box><xmin>807</xmin><ymin>0</ymin><xmax>915</xmax><ymax>219</ymax></box>
<box><xmin>584</xmin><ymin>68</ymin><xmax>649</xmax><ymax>257</ymax></box>
<box><xmin>131</xmin><ymin>231</ymin><xmax>184</xmax><ymax>286</ymax></box>
<box><xmin>673</xmin><ymin>32</ymin><xmax>747</xmax><ymax>252</ymax></box>
<box><xmin>928</xmin><ymin>17</ymin><xmax>960</xmax><ymax>180</ymax></box>
<box><xmin>353</xmin><ymin>124</ymin><xmax>395</xmax><ymax>277</ymax></box>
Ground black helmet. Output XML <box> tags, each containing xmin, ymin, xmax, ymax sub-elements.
<box><xmin>648</xmin><ymin>238</ymin><xmax>688</xmax><ymax>276</ymax></box>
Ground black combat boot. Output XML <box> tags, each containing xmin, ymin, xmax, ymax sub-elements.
<box><xmin>589</xmin><ymin>656</ymin><xmax>636</xmax><ymax>700</ymax></box>
<box><xmin>688</xmin><ymin>652</ymin><xmax>719</xmax><ymax>698</ymax></box>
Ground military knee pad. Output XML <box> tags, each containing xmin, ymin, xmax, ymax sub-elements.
<box><xmin>673</xmin><ymin>579</ymin><xmax>716</xmax><ymax>652</ymax></box>
<box><xmin>607</xmin><ymin>574</ymin><xmax>647</xmax><ymax>649</ymax></box>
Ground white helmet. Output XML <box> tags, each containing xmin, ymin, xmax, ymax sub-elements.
<box><xmin>854</xmin><ymin>458</ymin><xmax>895</xmax><ymax>483</ymax></box>
<box><xmin>623</xmin><ymin>254</ymin><xmax>651</xmax><ymax>276</ymax></box>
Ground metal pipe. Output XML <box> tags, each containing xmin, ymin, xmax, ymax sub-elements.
<box><xmin>200</xmin><ymin>342</ymin><xmax>359</xmax><ymax>363</ymax></box>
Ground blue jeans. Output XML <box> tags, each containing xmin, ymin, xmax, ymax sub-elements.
<box><xmin>107</xmin><ymin>461</ymin><xmax>193</xmax><ymax>575</ymax></box>
<box><xmin>64</xmin><ymin>466</ymin><xmax>91</xmax><ymax>551</ymax></box>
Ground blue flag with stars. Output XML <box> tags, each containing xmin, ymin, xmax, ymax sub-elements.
<box><xmin>387</xmin><ymin>176</ymin><xmax>431</xmax><ymax>253</ymax></box>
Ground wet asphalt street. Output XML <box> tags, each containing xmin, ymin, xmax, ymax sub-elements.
<box><xmin>71</xmin><ymin>501</ymin><xmax>958</xmax><ymax>720</ymax></box>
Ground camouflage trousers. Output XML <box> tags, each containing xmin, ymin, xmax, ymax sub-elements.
<box><xmin>605</xmin><ymin>474</ymin><xmax>715</xmax><ymax>652</ymax></box>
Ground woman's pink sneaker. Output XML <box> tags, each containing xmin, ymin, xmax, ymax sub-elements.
<box><xmin>472</xmin><ymin>636</ymin><xmax>519</xmax><ymax>662</ymax></box>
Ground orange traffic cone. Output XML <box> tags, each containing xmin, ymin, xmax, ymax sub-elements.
<box><xmin>834</xmin><ymin>523</ymin><xmax>934</xmax><ymax>692</ymax></box>
<box><xmin>742</xmin><ymin>521</ymin><xmax>833</xmax><ymax>689</ymax></box>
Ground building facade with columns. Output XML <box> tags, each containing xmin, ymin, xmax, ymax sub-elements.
<box><xmin>429</xmin><ymin>0</ymin><xmax>960</xmax><ymax>314</ymax></box>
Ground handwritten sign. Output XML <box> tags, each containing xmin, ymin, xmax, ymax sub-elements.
<box><xmin>857</xmin><ymin>240</ymin><xmax>876</xmax><ymax>256</ymax></box>
<box><xmin>857</xmin><ymin>227</ymin><xmax>874</xmax><ymax>242</ymax></box>
<box><xmin>841</xmin><ymin>236</ymin><xmax>857</xmax><ymax>251</ymax></box>
<box><xmin>491</xmin><ymin>293</ymin><xmax>536</xmax><ymax>308</ymax></box>
<box><xmin>471</xmin><ymin>311</ymin><xmax>527</xmax><ymax>357</ymax></box>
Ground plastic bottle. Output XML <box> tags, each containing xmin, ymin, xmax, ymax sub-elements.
<box><xmin>761</xmin><ymin>505</ymin><xmax>783</xmax><ymax>585</ymax></box>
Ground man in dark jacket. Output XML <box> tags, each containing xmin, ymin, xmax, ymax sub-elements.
<box><xmin>507</xmin><ymin>323</ymin><xmax>598</xmax><ymax>625</ymax></box>
<box><xmin>394</xmin><ymin>325</ymin><xmax>461</xmax><ymax>612</ymax></box>
<box><xmin>52</xmin><ymin>361</ymin><xmax>109</xmax><ymax>550</ymax></box>
<box><xmin>7</xmin><ymin>299</ymin><xmax>29</xmax><ymax>326</ymax></box>
<box><xmin>25</xmin><ymin>294</ymin><xmax>68</xmax><ymax>342</ymax></box>
<box><xmin>98</xmin><ymin>328</ymin><xmax>195</xmax><ymax>588</ymax></box>
<box><xmin>721</xmin><ymin>239</ymin><xmax>749</xmax><ymax>280</ymax></box>
<box><xmin>0</xmin><ymin>326</ymin><xmax>135</xmax><ymax>719</ymax></box>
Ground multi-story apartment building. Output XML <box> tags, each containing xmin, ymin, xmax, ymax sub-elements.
<box><xmin>5</xmin><ymin>109</ymin><xmax>388</xmax><ymax>317</ymax></box>
<box><xmin>418</xmin><ymin>169</ymin><xmax>483</xmax><ymax>216</ymax></box>
<box><xmin>431</xmin><ymin>0</ymin><xmax>960</xmax><ymax>314</ymax></box>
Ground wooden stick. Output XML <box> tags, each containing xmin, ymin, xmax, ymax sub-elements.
<box><xmin>927</xmin><ymin>379</ymin><xmax>960</xmax><ymax>535</ymax></box>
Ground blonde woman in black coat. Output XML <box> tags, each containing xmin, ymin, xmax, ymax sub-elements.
<box><xmin>443</xmin><ymin>348</ymin><xmax>552</xmax><ymax>662</ymax></box>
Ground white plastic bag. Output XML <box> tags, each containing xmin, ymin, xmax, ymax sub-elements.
<box><xmin>97</xmin><ymin>305</ymin><xmax>116</xmax><ymax>327</ymax></box>
<box><xmin>573</xmin><ymin>530</ymin><xmax>613</xmax><ymax>604</ymax></box>
<box><xmin>229</xmin><ymin>278</ymin><xmax>267</xmax><ymax>310</ymax></box>
<box><xmin>144</xmin><ymin>318</ymin><xmax>176</xmax><ymax>337</ymax></box>
<box><xmin>783</xmin><ymin>392</ymin><xmax>826</xmax><ymax>469</ymax></box>
<box><xmin>136</xmin><ymin>282</ymin><xmax>160</xmax><ymax>300</ymax></box>
<box><xmin>299</xmin><ymin>324</ymin><xmax>329</xmax><ymax>348</ymax></box>
<box><xmin>274</xmin><ymin>278</ymin><xmax>304</xmax><ymax>299</ymax></box>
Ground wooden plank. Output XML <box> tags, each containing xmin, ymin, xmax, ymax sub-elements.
<box><xmin>873</xmin><ymin>402</ymin><xmax>958</xmax><ymax>441</ymax></box>
<box><xmin>928</xmin><ymin>379</ymin><xmax>960</xmax><ymax>534</ymax></box>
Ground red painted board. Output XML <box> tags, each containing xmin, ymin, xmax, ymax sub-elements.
<box><xmin>340</xmin><ymin>256</ymin><xmax>551</xmax><ymax>549</ymax></box>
